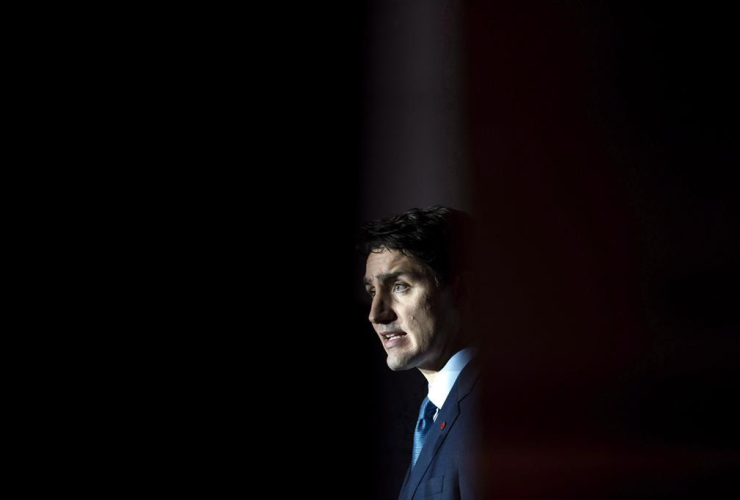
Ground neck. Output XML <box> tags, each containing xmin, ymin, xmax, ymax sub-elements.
<box><xmin>418</xmin><ymin>342</ymin><xmax>470</xmax><ymax>385</ymax></box>
<box><xmin>418</xmin><ymin>367</ymin><xmax>439</xmax><ymax>385</ymax></box>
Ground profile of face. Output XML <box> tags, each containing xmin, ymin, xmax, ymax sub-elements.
<box><xmin>364</xmin><ymin>247</ymin><xmax>460</xmax><ymax>372</ymax></box>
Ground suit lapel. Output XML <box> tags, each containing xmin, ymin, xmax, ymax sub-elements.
<box><xmin>400</xmin><ymin>359</ymin><xmax>482</xmax><ymax>499</ymax></box>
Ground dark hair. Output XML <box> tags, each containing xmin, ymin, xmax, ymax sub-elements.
<box><xmin>357</xmin><ymin>205</ymin><xmax>473</xmax><ymax>287</ymax></box>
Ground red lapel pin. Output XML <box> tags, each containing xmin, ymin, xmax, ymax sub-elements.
<box><xmin>440</xmin><ymin>422</ymin><xmax>446</xmax><ymax>430</ymax></box>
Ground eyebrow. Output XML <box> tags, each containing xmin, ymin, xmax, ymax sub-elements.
<box><xmin>363</xmin><ymin>271</ymin><xmax>418</xmax><ymax>287</ymax></box>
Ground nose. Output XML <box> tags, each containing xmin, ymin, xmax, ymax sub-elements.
<box><xmin>368</xmin><ymin>290</ymin><xmax>396</xmax><ymax>325</ymax></box>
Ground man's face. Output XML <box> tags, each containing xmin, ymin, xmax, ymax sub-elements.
<box><xmin>364</xmin><ymin>247</ymin><xmax>459</xmax><ymax>372</ymax></box>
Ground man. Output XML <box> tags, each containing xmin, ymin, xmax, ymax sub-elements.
<box><xmin>358</xmin><ymin>205</ymin><xmax>483</xmax><ymax>500</ymax></box>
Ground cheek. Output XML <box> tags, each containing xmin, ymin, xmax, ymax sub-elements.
<box><xmin>412</xmin><ymin>301</ymin><xmax>437</xmax><ymax>336</ymax></box>
<box><xmin>404</xmin><ymin>293</ymin><xmax>438</xmax><ymax>336</ymax></box>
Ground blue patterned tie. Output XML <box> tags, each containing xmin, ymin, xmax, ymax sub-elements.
<box><xmin>411</xmin><ymin>397</ymin><xmax>437</xmax><ymax>468</ymax></box>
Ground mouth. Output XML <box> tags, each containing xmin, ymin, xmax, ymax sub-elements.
<box><xmin>381</xmin><ymin>331</ymin><xmax>407</xmax><ymax>348</ymax></box>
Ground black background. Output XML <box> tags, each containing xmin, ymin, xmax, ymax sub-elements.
<box><xmin>108</xmin><ymin>1</ymin><xmax>739</xmax><ymax>497</ymax></box>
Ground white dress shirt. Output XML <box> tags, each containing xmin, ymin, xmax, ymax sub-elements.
<box><xmin>427</xmin><ymin>347</ymin><xmax>478</xmax><ymax>421</ymax></box>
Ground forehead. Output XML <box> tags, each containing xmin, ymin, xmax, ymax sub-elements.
<box><xmin>363</xmin><ymin>248</ymin><xmax>428</xmax><ymax>283</ymax></box>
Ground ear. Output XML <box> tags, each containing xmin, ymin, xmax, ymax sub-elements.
<box><xmin>450</xmin><ymin>271</ymin><xmax>472</xmax><ymax>308</ymax></box>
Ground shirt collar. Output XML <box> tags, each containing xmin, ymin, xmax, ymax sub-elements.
<box><xmin>427</xmin><ymin>347</ymin><xmax>478</xmax><ymax>410</ymax></box>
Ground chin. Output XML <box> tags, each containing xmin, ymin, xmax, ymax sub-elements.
<box><xmin>386</xmin><ymin>354</ymin><xmax>416</xmax><ymax>372</ymax></box>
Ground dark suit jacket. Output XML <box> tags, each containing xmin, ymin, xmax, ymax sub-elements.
<box><xmin>397</xmin><ymin>359</ymin><xmax>484</xmax><ymax>500</ymax></box>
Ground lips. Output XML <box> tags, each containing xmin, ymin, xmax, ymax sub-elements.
<box><xmin>381</xmin><ymin>331</ymin><xmax>407</xmax><ymax>348</ymax></box>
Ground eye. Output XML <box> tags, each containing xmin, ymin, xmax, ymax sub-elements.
<box><xmin>393</xmin><ymin>283</ymin><xmax>409</xmax><ymax>293</ymax></box>
<box><xmin>366</xmin><ymin>288</ymin><xmax>375</xmax><ymax>298</ymax></box>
